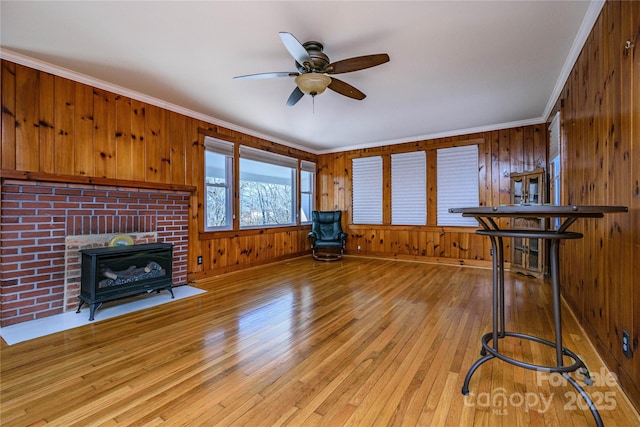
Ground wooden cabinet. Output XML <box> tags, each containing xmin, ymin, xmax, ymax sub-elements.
<box><xmin>510</xmin><ymin>169</ymin><xmax>546</xmax><ymax>278</ymax></box>
<box><xmin>510</xmin><ymin>169</ymin><xmax>544</xmax><ymax>205</ymax></box>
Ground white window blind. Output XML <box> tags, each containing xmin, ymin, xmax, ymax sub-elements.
<box><xmin>204</xmin><ymin>136</ymin><xmax>234</xmax><ymax>156</ymax></box>
<box><xmin>391</xmin><ymin>151</ymin><xmax>426</xmax><ymax>225</ymax></box>
<box><xmin>437</xmin><ymin>145</ymin><xmax>479</xmax><ymax>226</ymax></box>
<box><xmin>352</xmin><ymin>156</ymin><xmax>383</xmax><ymax>224</ymax></box>
<box><xmin>301</xmin><ymin>160</ymin><xmax>316</xmax><ymax>172</ymax></box>
<box><xmin>240</xmin><ymin>145</ymin><xmax>298</xmax><ymax>168</ymax></box>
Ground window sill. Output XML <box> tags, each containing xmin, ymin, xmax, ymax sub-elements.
<box><xmin>200</xmin><ymin>224</ymin><xmax>311</xmax><ymax>240</ymax></box>
<box><xmin>348</xmin><ymin>224</ymin><xmax>480</xmax><ymax>233</ymax></box>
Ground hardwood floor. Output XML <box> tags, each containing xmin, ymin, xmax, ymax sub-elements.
<box><xmin>1</xmin><ymin>257</ymin><xmax>639</xmax><ymax>426</ymax></box>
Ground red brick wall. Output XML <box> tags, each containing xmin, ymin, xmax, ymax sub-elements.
<box><xmin>0</xmin><ymin>180</ymin><xmax>190</xmax><ymax>326</ymax></box>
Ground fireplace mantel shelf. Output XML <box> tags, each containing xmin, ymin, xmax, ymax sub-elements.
<box><xmin>0</xmin><ymin>169</ymin><xmax>196</xmax><ymax>193</ymax></box>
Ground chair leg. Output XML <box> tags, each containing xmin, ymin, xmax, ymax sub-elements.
<box><xmin>312</xmin><ymin>247</ymin><xmax>343</xmax><ymax>261</ymax></box>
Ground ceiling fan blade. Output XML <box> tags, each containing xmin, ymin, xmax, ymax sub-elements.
<box><xmin>279</xmin><ymin>32</ymin><xmax>312</xmax><ymax>68</ymax></box>
<box><xmin>328</xmin><ymin>78</ymin><xmax>366</xmax><ymax>100</ymax></box>
<box><xmin>234</xmin><ymin>72</ymin><xmax>298</xmax><ymax>80</ymax></box>
<box><xmin>327</xmin><ymin>53</ymin><xmax>390</xmax><ymax>74</ymax></box>
<box><xmin>286</xmin><ymin>87</ymin><xmax>305</xmax><ymax>106</ymax></box>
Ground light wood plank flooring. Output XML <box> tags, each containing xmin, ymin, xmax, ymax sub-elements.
<box><xmin>1</xmin><ymin>257</ymin><xmax>639</xmax><ymax>426</ymax></box>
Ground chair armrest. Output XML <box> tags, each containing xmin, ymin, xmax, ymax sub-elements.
<box><xmin>308</xmin><ymin>231</ymin><xmax>318</xmax><ymax>240</ymax></box>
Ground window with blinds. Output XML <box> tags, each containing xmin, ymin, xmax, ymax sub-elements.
<box><xmin>239</xmin><ymin>145</ymin><xmax>297</xmax><ymax>227</ymax></box>
<box><xmin>204</xmin><ymin>137</ymin><xmax>234</xmax><ymax>230</ymax></box>
<box><xmin>391</xmin><ymin>151</ymin><xmax>426</xmax><ymax>225</ymax></box>
<box><xmin>436</xmin><ymin>145</ymin><xmax>479</xmax><ymax>226</ymax></box>
<box><xmin>352</xmin><ymin>156</ymin><xmax>383</xmax><ymax>224</ymax></box>
<box><xmin>204</xmin><ymin>139</ymin><xmax>316</xmax><ymax>230</ymax></box>
<box><xmin>300</xmin><ymin>160</ymin><xmax>315</xmax><ymax>223</ymax></box>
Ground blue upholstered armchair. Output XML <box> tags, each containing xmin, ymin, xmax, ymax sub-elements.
<box><xmin>308</xmin><ymin>211</ymin><xmax>347</xmax><ymax>261</ymax></box>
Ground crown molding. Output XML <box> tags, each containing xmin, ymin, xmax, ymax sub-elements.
<box><xmin>542</xmin><ymin>0</ymin><xmax>605</xmax><ymax>122</ymax></box>
<box><xmin>315</xmin><ymin>117</ymin><xmax>546</xmax><ymax>155</ymax></box>
<box><xmin>0</xmin><ymin>48</ymin><xmax>313</xmax><ymax>154</ymax></box>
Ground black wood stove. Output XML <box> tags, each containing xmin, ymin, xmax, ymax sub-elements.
<box><xmin>77</xmin><ymin>243</ymin><xmax>174</xmax><ymax>320</ymax></box>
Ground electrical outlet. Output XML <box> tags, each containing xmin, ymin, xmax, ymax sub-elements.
<box><xmin>357</xmin><ymin>245</ymin><xmax>361</xmax><ymax>251</ymax></box>
<box><xmin>197</xmin><ymin>256</ymin><xmax>203</xmax><ymax>265</ymax></box>
<box><xmin>622</xmin><ymin>330</ymin><xmax>632</xmax><ymax>359</ymax></box>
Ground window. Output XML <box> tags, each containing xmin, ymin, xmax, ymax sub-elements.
<box><xmin>300</xmin><ymin>160</ymin><xmax>315</xmax><ymax>223</ymax></box>
<box><xmin>239</xmin><ymin>146</ymin><xmax>297</xmax><ymax>227</ymax></box>
<box><xmin>352</xmin><ymin>156</ymin><xmax>383</xmax><ymax>224</ymax></box>
<box><xmin>204</xmin><ymin>137</ymin><xmax>233</xmax><ymax>230</ymax></box>
<box><xmin>204</xmin><ymin>138</ymin><xmax>314</xmax><ymax>231</ymax></box>
<box><xmin>391</xmin><ymin>151</ymin><xmax>426</xmax><ymax>225</ymax></box>
<box><xmin>549</xmin><ymin>111</ymin><xmax>561</xmax><ymax>229</ymax></box>
<box><xmin>436</xmin><ymin>145</ymin><xmax>479</xmax><ymax>226</ymax></box>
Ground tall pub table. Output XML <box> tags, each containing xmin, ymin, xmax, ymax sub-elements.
<box><xmin>449</xmin><ymin>205</ymin><xmax>628</xmax><ymax>426</ymax></box>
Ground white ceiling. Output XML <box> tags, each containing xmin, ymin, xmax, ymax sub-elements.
<box><xmin>1</xmin><ymin>1</ymin><xmax>601</xmax><ymax>154</ymax></box>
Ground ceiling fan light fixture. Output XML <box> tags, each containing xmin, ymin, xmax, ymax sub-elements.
<box><xmin>295</xmin><ymin>73</ymin><xmax>331</xmax><ymax>96</ymax></box>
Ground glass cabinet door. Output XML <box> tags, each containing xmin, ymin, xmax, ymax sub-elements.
<box><xmin>527</xmin><ymin>175</ymin><xmax>541</xmax><ymax>204</ymax></box>
<box><xmin>512</xmin><ymin>235</ymin><xmax>525</xmax><ymax>268</ymax></box>
<box><xmin>528</xmin><ymin>238</ymin><xmax>540</xmax><ymax>273</ymax></box>
<box><xmin>512</xmin><ymin>178</ymin><xmax>524</xmax><ymax>204</ymax></box>
<box><xmin>509</xmin><ymin>169</ymin><xmax>546</xmax><ymax>279</ymax></box>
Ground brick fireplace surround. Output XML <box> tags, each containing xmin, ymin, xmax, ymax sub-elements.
<box><xmin>0</xmin><ymin>179</ymin><xmax>190</xmax><ymax>326</ymax></box>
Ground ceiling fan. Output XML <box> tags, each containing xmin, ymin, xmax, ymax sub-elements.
<box><xmin>234</xmin><ymin>32</ymin><xmax>390</xmax><ymax>106</ymax></box>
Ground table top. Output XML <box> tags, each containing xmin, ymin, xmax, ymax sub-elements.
<box><xmin>449</xmin><ymin>205</ymin><xmax>628</xmax><ymax>218</ymax></box>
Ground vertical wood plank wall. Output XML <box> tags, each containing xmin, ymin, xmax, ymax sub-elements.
<box><xmin>1</xmin><ymin>0</ymin><xmax>639</xmax><ymax>410</ymax></box>
<box><xmin>316</xmin><ymin>127</ymin><xmax>547</xmax><ymax>266</ymax></box>
<box><xmin>553</xmin><ymin>0</ymin><xmax>640</xmax><ymax>411</ymax></box>
<box><xmin>0</xmin><ymin>59</ymin><xmax>316</xmax><ymax>282</ymax></box>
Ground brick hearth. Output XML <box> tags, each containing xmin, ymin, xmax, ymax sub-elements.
<box><xmin>0</xmin><ymin>180</ymin><xmax>190</xmax><ymax>326</ymax></box>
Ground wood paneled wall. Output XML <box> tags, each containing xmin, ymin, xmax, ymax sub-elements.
<box><xmin>2</xmin><ymin>0</ymin><xmax>638</xmax><ymax>409</ymax></box>
<box><xmin>0</xmin><ymin>60</ymin><xmax>317</xmax><ymax>281</ymax></box>
<box><xmin>553</xmin><ymin>0</ymin><xmax>640</xmax><ymax>411</ymax></box>
<box><xmin>1</xmin><ymin>63</ymin><xmax>192</xmax><ymax>183</ymax></box>
<box><xmin>316</xmin><ymin>126</ymin><xmax>547</xmax><ymax>266</ymax></box>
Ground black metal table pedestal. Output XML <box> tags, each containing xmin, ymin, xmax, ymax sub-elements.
<box><xmin>449</xmin><ymin>206</ymin><xmax>629</xmax><ymax>427</ymax></box>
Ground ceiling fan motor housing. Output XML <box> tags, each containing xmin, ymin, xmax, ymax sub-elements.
<box><xmin>297</xmin><ymin>41</ymin><xmax>331</xmax><ymax>73</ymax></box>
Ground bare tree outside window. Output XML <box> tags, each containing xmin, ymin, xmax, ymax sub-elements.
<box><xmin>206</xmin><ymin>181</ymin><xmax>228</xmax><ymax>228</ymax></box>
<box><xmin>240</xmin><ymin>158</ymin><xmax>295</xmax><ymax>227</ymax></box>
<box><xmin>240</xmin><ymin>180</ymin><xmax>293</xmax><ymax>226</ymax></box>
<box><xmin>205</xmin><ymin>148</ymin><xmax>232</xmax><ymax>230</ymax></box>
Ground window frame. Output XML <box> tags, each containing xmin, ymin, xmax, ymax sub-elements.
<box><xmin>238</xmin><ymin>145</ymin><xmax>298</xmax><ymax>229</ymax></box>
<box><xmin>300</xmin><ymin>160</ymin><xmax>316</xmax><ymax>224</ymax></box>
<box><xmin>391</xmin><ymin>151</ymin><xmax>427</xmax><ymax>225</ymax></box>
<box><xmin>436</xmin><ymin>144</ymin><xmax>479</xmax><ymax>227</ymax></box>
<box><xmin>202</xmin><ymin>135</ymin><xmax>316</xmax><ymax>234</ymax></box>
<box><xmin>204</xmin><ymin>137</ymin><xmax>234</xmax><ymax>231</ymax></box>
<box><xmin>352</xmin><ymin>155</ymin><xmax>384</xmax><ymax>225</ymax></box>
